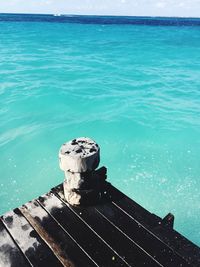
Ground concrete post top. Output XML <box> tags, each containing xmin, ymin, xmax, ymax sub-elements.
<box><xmin>59</xmin><ymin>137</ymin><xmax>100</xmax><ymax>173</ymax></box>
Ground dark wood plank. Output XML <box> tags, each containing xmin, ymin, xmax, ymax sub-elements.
<box><xmin>38</xmin><ymin>192</ymin><xmax>130</xmax><ymax>267</ymax></box>
<box><xmin>1</xmin><ymin>181</ymin><xmax>198</xmax><ymax>267</ymax></box>
<box><xmin>108</xmin><ymin>184</ymin><xmax>200</xmax><ymax>266</ymax></box>
<box><xmin>1</xmin><ymin>209</ymin><xmax>64</xmax><ymax>267</ymax></box>
<box><xmin>107</xmin><ymin>184</ymin><xmax>162</xmax><ymax>228</ymax></box>
<box><xmin>152</xmin><ymin>226</ymin><xmax>200</xmax><ymax>267</ymax></box>
<box><xmin>95</xmin><ymin>202</ymin><xmax>191</xmax><ymax>267</ymax></box>
<box><xmin>20</xmin><ymin>199</ymin><xmax>98</xmax><ymax>267</ymax></box>
<box><xmin>0</xmin><ymin>219</ymin><xmax>30</xmax><ymax>267</ymax></box>
<box><xmin>52</xmin><ymin>186</ymin><xmax>163</xmax><ymax>267</ymax></box>
<box><xmin>52</xmin><ymin>184</ymin><xmax>192</xmax><ymax>266</ymax></box>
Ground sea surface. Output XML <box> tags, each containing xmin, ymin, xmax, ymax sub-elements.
<box><xmin>0</xmin><ymin>14</ymin><xmax>200</xmax><ymax>246</ymax></box>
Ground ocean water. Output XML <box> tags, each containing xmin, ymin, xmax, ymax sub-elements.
<box><xmin>0</xmin><ymin>14</ymin><xmax>200</xmax><ymax>246</ymax></box>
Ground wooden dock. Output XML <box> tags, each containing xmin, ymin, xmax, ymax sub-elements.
<box><xmin>0</xmin><ymin>182</ymin><xmax>200</xmax><ymax>267</ymax></box>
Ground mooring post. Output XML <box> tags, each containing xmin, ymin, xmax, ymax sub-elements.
<box><xmin>59</xmin><ymin>137</ymin><xmax>106</xmax><ymax>205</ymax></box>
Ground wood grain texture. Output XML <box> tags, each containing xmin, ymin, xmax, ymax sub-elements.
<box><xmin>0</xmin><ymin>219</ymin><xmax>31</xmax><ymax>267</ymax></box>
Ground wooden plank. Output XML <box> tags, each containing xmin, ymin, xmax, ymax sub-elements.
<box><xmin>20</xmin><ymin>199</ymin><xmax>98</xmax><ymax>267</ymax></box>
<box><xmin>1</xmin><ymin>209</ymin><xmax>64</xmax><ymax>267</ymax></box>
<box><xmin>19</xmin><ymin>205</ymin><xmax>74</xmax><ymax>267</ymax></box>
<box><xmin>0</xmin><ymin>219</ymin><xmax>30</xmax><ymax>267</ymax></box>
<box><xmin>52</xmin><ymin>186</ymin><xmax>163</xmax><ymax>267</ymax></box>
<box><xmin>153</xmin><ymin>226</ymin><xmax>200</xmax><ymax>267</ymax></box>
<box><xmin>95</xmin><ymin>202</ymin><xmax>191</xmax><ymax>267</ymax></box>
<box><xmin>52</xmin><ymin>184</ymin><xmax>191</xmax><ymax>266</ymax></box>
<box><xmin>107</xmin><ymin>184</ymin><xmax>162</xmax><ymax>228</ymax></box>
<box><xmin>1</xmin><ymin>181</ymin><xmax>198</xmax><ymax>267</ymax></box>
<box><xmin>108</xmin><ymin>184</ymin><xmax>200</xmax><ymax>266</ymax></box>
<box><xmin>38</xmin><ymin>192</ymin><xmax>131</xmax><ymax>267</ymax></box>
<box><xmin>52</xmin><ymin>183</ymin><xmax>161</xmax><ymax>228</ymax></box>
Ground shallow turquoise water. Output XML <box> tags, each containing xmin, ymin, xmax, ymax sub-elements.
<box><xmin>0</xmin><ymin>15</ymin><xmax>200</xmax><ymax>246</ymax></box>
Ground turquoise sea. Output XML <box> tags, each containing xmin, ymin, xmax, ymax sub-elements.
<box><xmin>0</xmin><ymin>14</ymin><xmax>200</xmax><ymax>246</ymax></box>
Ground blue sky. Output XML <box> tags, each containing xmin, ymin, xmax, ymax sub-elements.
<box><xmin>0</xmin><ymin>0</ymin><xmax>200</xmax><ymax>17</ymax></box>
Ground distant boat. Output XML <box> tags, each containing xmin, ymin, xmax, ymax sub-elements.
<box><xmin>53</xmin><ymin>14</ymin><xmax>61</xmax><ymax>16</ymax></box>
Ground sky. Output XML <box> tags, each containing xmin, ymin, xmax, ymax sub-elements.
<box><xmin>0</xmin><ymin>0</ymin><xmax>200</xmax><ymax>17</ymax></box>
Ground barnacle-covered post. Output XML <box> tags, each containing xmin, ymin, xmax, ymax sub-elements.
<box><xmin>59</xmin><ymin>137</ymin><xmax>106</xmax><ymax>205</ymax></box>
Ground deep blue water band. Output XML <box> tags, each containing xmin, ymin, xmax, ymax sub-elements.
<box><xmin>0</xmin><ymin>13</ymin><xmax>200</xmax><ymax>26</ymax></box>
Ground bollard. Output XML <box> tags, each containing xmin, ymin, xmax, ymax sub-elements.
<box><xmin>59</xmin><ymin>137</ymin><xmax>107</xmax><ymax>205</ymax></box>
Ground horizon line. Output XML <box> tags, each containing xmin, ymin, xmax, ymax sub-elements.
<box><xmin>0</xmin><ymin>12</ymin><xmax>200</xmax><ymax>19</ymax></box>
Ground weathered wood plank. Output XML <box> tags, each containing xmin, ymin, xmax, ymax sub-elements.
<box><xmin>52</xmin><ymin>184</ymin><xmax>192</xmax><ymax>266</ymax></box>
<box><xmin>108</xmin><ymin>184</ymin><xmax>200</xmax><ymax>266</ymax></box>
<box><xmin>0</xmin><ymin>219</ymin><xmax>31</xmax><ymax>267</ymax></box>
<box><xmin>95</xmin><ymin>202</ymin><xmax>191</xmax><ymax>267</ymax></box>
<box><xmin>1</xmin><ymin>181</ymin><xmax>199</xmax><ymax>267</ymax></box>
<box><xmin>106</xmin><ymin>184</ymin><xmax>162</xmax><ymax>228</ymax></box>
<box><xmin>38</xmin><ymin>192</ymin><xmax>130</xmax><ymax>267</ymax></box>
<box><xmin>52</xmin><ymin>183</ymin><xmax>161</xmax><ymax>228</ymax></box>
<box><xmin>152</xmin><ymin>226</ymin><xmax>200</xmax><ymax>267</ymax></box>
<box><xmin>19</xmin><ymin>205</ymin><xmax>74</xmax><ymax>267</ymax></box>
<box><xmin>20</xmin><ymin>199</ymin><xmax>98</xmax><ymax>267</ymax></box>
<box><xmin>52</xmin><ymin>186</ymin><xmax>163</xmax><ymax>267</ymax></box>
<box><xmin>1</xmin><ymin>209</ymin><xmax>64</xmax><ymax>267</ymax></box>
